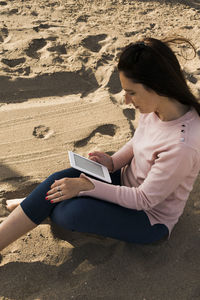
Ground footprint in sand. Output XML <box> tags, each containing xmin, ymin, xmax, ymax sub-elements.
<box><xmin>25</xmin><ymin>38</ymin><xmax>47</xmax><ymax>59</ymax></box>
<box><xmin>81</xmin><ymin>34</ymin><xmax>107</xmax><ymax>53</ymax></box>
<box><xmin>33</xmin><ymin>23</ymin><xmax>52</xmax><ymax>32</ymax></box>
<box><xmin>74</xmin><ymin>124</ymin><xmax>117</xmax><ymax>148</ymax></box>
<box><xmin>47</xmin><ymin>44</ymin><xmax>67</xmax><ymax>55</ymax></box>
<box><xmin>123</xmin><ymin>108</ymin><xmax>135</xmax><ymax>135</ymax></box>
<box><xmin>125</xmin><ymin>30</ymin><xmax>140</xmax><ymax>37</ymax></box>
<box><xmin>1</xmin><ymin>57</ymin><xmax>26</xmax><ymax>68</ymax></box>
<box><xmin>95</xmin><ymin>66</ymin><xmax>121</xmax><ymax>93</ymax></box>
<box><xmin>0</xmin><ymin>26</ymin><xmax>8</xmax><ymax>42</ymax></box>
<box><xmin>96</xmin><ymin>52</ymin><xmax>115</xmax><ymax>68</ymax></box>
<box><xmin>123</xmin><ymin>108</ymin><xmax>135</xmax><ymax>121</ymax></box>
<box><xmin>33</xmin><ymin>23</ymin><xmax>62</xmax><ymax>33</ymax></box>
<box><xmin>31</xmin><ymin>11</ymin><xmax>38</xmax><ymax>17</ymax></box>
<box><xmin>46</xmin><ymin>36</ymin><xmax>58</xmax><ymax>42</ymax></box>
<box><xmin>33</xmin><ymin>125</ymin><xmax>54</xmax><ymax>139</ymax></box>
<box><xmin>183</xmin><ymin>70</ymin><xmax>198</xmax><ymax>84</ymax></box>
<box><xmin>76</xmin><ymin>14</ymin><xmax>89</xmax><ymax>23</ymax></box>
<box><xmin>106</xmin><ymin>68</ymin><xmax>121</xmax><ymax>94</ymax></box>
<box><xmin>8</xmin><ymin>8</ymin><xmax>18</xmax><ymax>15</ymax></box>
<box><xmin>3</xmin><ymin>66</ymin><xmax>30</xmax><ymax>76</ymax></box>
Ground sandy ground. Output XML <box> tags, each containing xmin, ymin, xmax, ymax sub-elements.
<box><xmin>0</xmin><ymin>0</ymin><xmax>200</xmax><ymax>299</ymax></box>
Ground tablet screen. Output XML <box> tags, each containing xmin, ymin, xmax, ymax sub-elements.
<box><xmin>74</xmin><ymin>153</ymin><xmax>104</xmax><ymax>177</ymax></box>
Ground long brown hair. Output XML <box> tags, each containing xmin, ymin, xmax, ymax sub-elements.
<box><xmin>117</xmin><ymin>37</ymin><xmax>200</xmax><ymax>115</ymax></box>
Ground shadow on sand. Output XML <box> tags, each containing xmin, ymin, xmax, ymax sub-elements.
<box><xmin>0</xmin><ymin>70</ymin><xmax>99</xmax><ymax>104</ymax></box>
<box><xmin>0</xmin><ymin>220</ymin><xmax>200</xmax><ymax>299</ymax></box>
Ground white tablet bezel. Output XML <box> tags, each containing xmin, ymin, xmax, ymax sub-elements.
<box><xmin>68</xmin><ymin>151</ymin><xmax>111</xmax><ymax>183</ymax></box>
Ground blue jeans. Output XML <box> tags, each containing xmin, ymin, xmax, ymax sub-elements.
<box><xmin>20</xmin><ymin>168</ymin><xmax>169</xmax><ymax>244</ymax></box>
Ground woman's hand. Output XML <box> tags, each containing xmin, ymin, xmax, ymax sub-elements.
<box><xmin>88</xmin><ymin>151</ymin><xmax>114</xmax><ymax>172</ymax></box>
<box><xmin>46</xmin><ymin>177</ymin><xmax>94</xmax><ymax>203</ymax></box>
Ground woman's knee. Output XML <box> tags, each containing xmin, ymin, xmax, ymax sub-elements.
<box><xmin>47</xmin><ymin>168</ymin><xmax>81</xmax><ymax>182</ymax></box>
<box><xmin>47</xmin><ymin>171</ymin><xmax>63</xmax><ymax>182</ymax></box>
<box><xmin>50</xmin><ymin>198</ymin><xmax>91</xmax><ymax>230</ymax></box>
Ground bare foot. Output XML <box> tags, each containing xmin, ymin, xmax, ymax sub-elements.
<box><xmin>6</xmin><ymin>198</ymin><xmax>25</xmax><ymax>212</ymax></box>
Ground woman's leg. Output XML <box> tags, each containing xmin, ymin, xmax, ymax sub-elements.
<box><xmin>0</xmin><ymin>168</ymin><xmax>82</xmax><ymax>251</ymax></box>
<box><xmin>1</xmin><ymin>168</ymin><xmax>119</xmax><ymax>250</ymax></box>
<box><xmin>19</xmin><ymin>168</ymin><xmax>82</xmax><ymax>224</ymax></box>
<box><xmin>20</xmin><ymin>167</ymin><xmax>167</xmax><ymax>244</ymax></box>
<box><xmin>49</xmin><ymin>170</ymin><xmax>168</xmax><ymax>244</ymax></box>
<box><xmin>50</xmin><ymin>196</ymin><xmax>169</xmax><ymax>244</ymax></box>
<box><xmin>0</xmin><ymin>205</ymin><xmax>36</xmax><ymax>251</ymax></box>
<box><xmin>6</xmin><ymin>198</ymin><xmax>25</xmax><ymax>212</ymax></box>
<box><xmin>0</xmin><ymin>167</ymin><xmax>168</xmax><ymax>250</ymax></box>
<box><xmin>5</xmin><ymin>168</ymin><xmax>83</xmax><ymax>212</ymax></box>
<box><xmin>20</xmin><ymin>168</ymin><xmax>121</xmax><ymax>225</ymax></box>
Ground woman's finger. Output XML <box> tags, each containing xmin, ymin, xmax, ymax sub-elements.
<box><xmin>89</xmin><ymin>151</ymin><xmax>104</xmax><ymax>157</ymax></box>
<box><xmin>89</xmin><ymin>156</ymin><xmax>100</xmax><ymax>163</ymax></box>
<box><xmin>51</xmin><ymin>178</ymin><xmax>67</xmax><ymax>189</ymax></box>
<box><xmin>45</xmin><ymin>188</ymin><xmax>65</xmax><ymax>202</ymax></box>
<box><xmin>47</xmin><ymin>188</ymin><xmax>62</xmax><ymax>198</ymax></box>
<box><xmin>47</xmin><ymin>177</ymin><xmax>83</xmax><ymax>203</ymax></box>
<box><xmin>48</xmin><ymin>184</ymin><xmax>64</xmax><ymax>195</ymax></box>
<box><xmin>50</xmin><ymin>196</ymin><xmax>64</xmax><ymax>203</ymax></box>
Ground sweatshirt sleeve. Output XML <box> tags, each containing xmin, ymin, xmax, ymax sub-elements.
<box><xmin>111</xmin><ymin>138</ymin><xmax>134</xmax><ymax>172</ymax></box>
<box><xmin>78</xmin><ymin>144</ymin><xmax>196</xmax><ymax>211</ymax></box>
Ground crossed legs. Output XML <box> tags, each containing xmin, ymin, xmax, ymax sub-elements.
<box><xmin>0</xmin><ymin>168</ymin><xmax>169</xmax><ymax>252</ymax></box>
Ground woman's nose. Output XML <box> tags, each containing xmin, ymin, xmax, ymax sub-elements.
<box><xmin>124</xmin><ymin>93</ymin><xmax>131</xmax><ymax>104</ymax></box>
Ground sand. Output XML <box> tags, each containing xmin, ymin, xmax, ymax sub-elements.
<box><xmin>0</xmin><ymin>0</ymin><xmax>200</xmax><ymax>299</ymax></box>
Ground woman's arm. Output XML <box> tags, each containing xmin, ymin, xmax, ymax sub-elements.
<box><xmin>79</xmin><ymin>144</ymin><xmax>197</xmax><ymax>210</ymax></box>
<box><xmin>88</xmin><ymin>138</ymin><xmax>134</xmax><ymax>173</ymax></box>
<box><xmin>111</xmin><ymin>138</ymin><xmax>134</xmax><ymax>172</ymax></box>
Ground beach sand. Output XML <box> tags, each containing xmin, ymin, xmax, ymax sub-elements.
<box><xmin>0</xmin><ymin>0</ymin><xmax>200</xmax><ymax>299</ymax></box>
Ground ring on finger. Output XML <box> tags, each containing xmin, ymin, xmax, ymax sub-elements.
<box><xmin>59</xmin><ymin>191</ymin><xmax>63</xmax><ymax>197</ymax></box>
<box><xmin>57</xmin><ymin>186</ymin><xmax>61</xmax><ymax>192</ymax></box>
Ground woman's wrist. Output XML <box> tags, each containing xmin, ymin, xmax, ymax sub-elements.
<box><xmin>78</xmin><ymin>177</ymin><xmax>95</xmax><ymax>192</ymax></box>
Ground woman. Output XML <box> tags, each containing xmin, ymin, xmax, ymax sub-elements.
<box><xmin>1</xmin><ymin>37</ymin><xmax>200</xmax><ymax>251</ymax></box>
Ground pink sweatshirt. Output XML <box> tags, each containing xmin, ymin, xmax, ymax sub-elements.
<box><xmin>79</xmin><ymin>107</ymin><xmax>200</xmax><ymax>236</ymax></box>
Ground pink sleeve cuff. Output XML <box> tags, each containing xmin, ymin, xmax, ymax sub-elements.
<box><xmin>78</xmin><ymin>173</ymin><xmax>113</xmax><ymax>199</ymax></box>
<box><xmin>78</xmin><ymin>173</ymin><xmax>99</xmax><ymax>197</ymax></box>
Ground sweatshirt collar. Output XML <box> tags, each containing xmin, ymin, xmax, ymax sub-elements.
<box><xmin>151</xmin><ymin>107</ymin><xmax>196</xmax><ymax>127</ymax></box>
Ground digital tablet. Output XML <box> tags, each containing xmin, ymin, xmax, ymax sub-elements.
<box><xmin>68</xmin><ymin>151</ymin><xmax>111</xmax><ymax>183</ymax></box>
